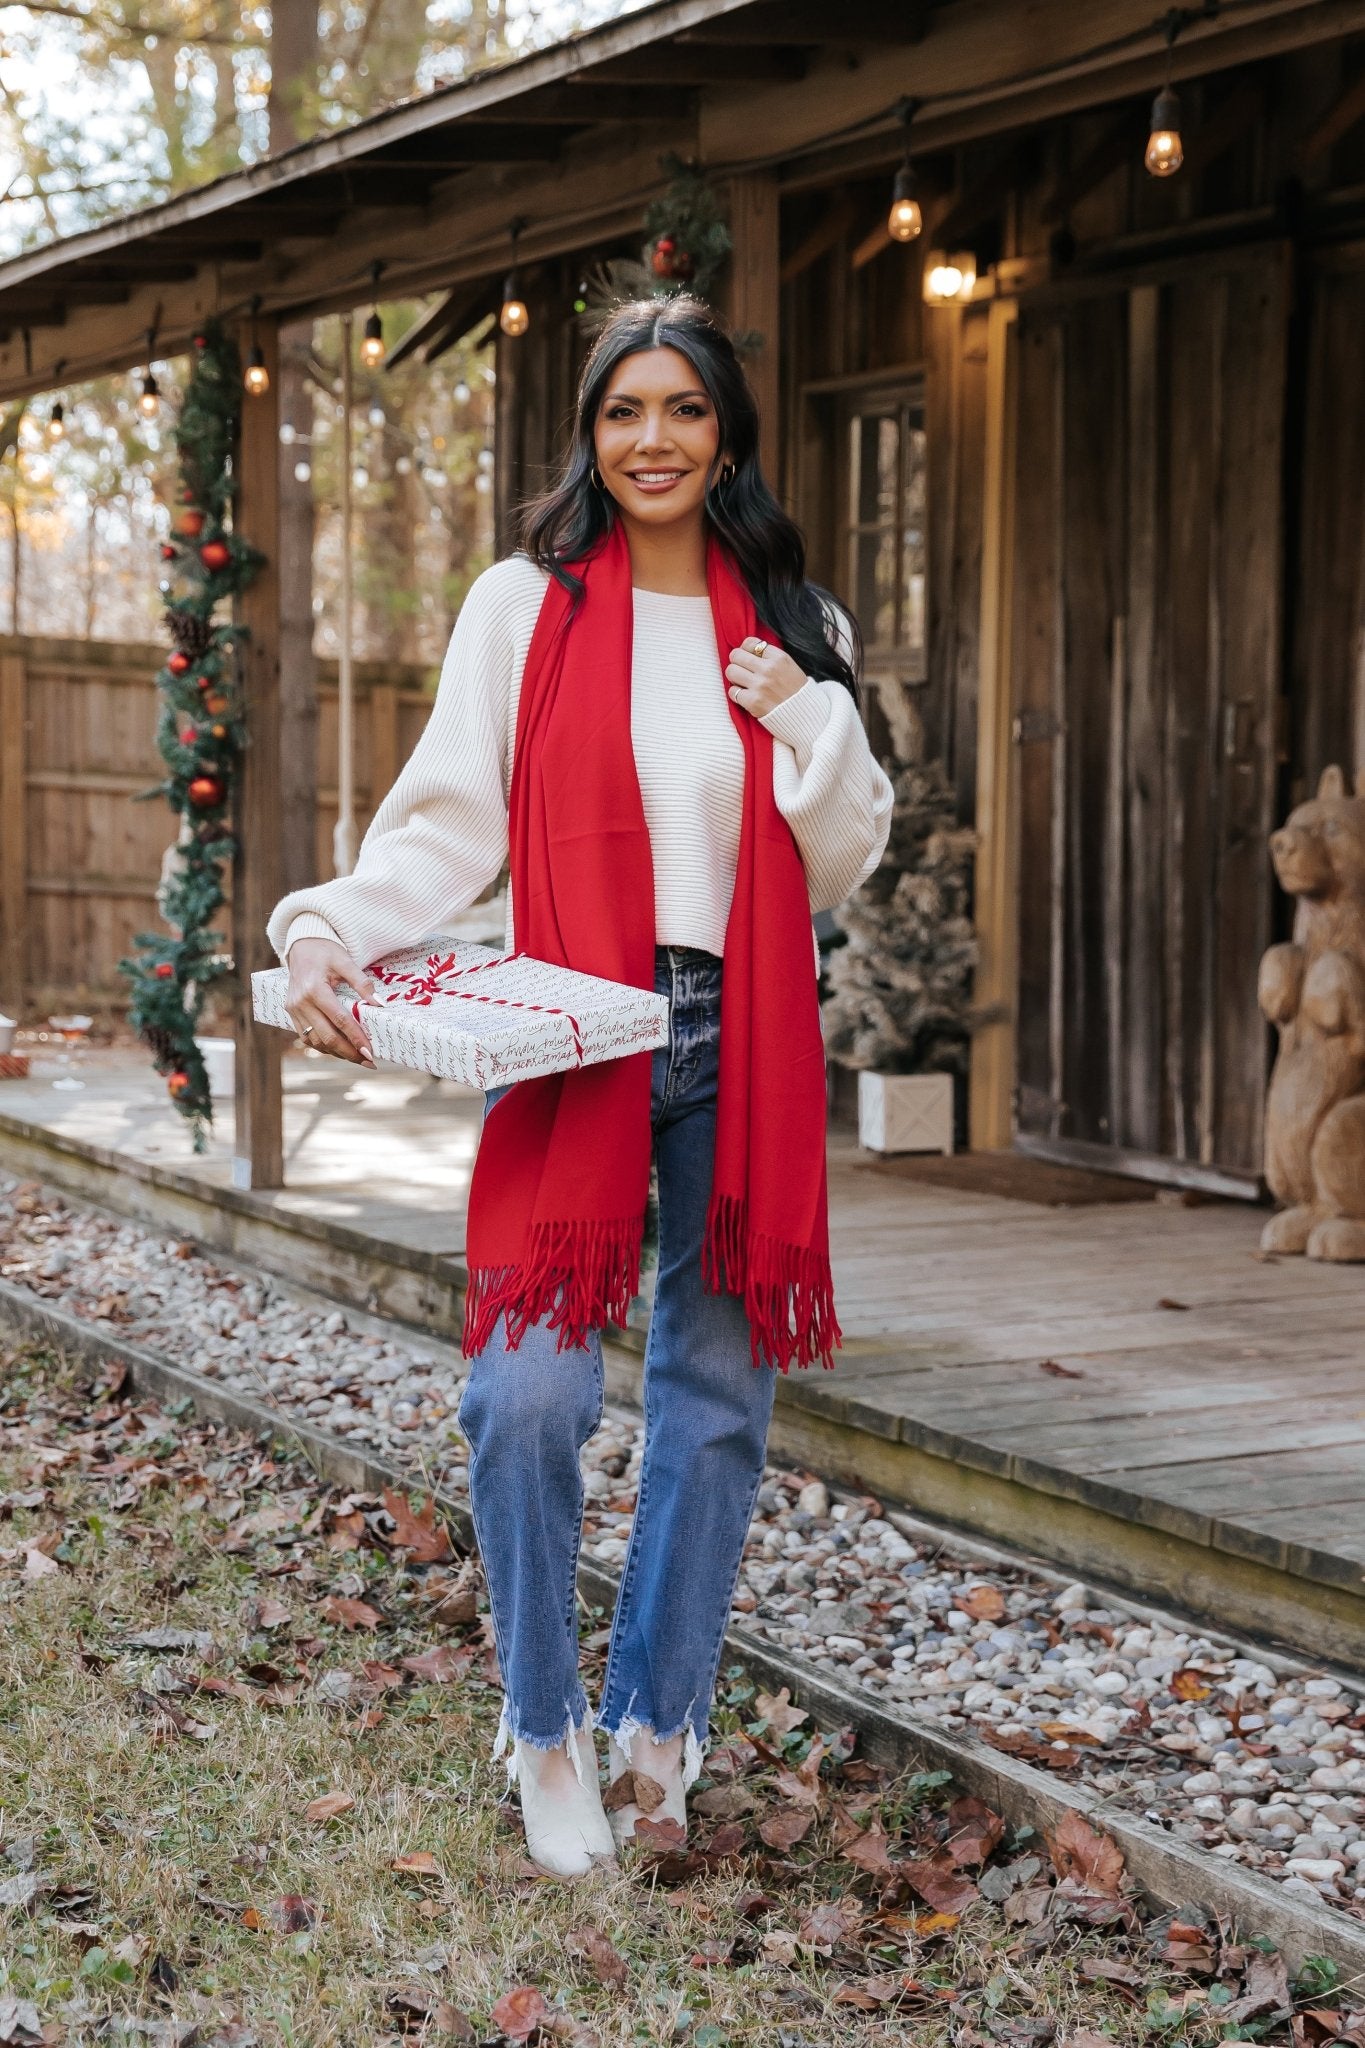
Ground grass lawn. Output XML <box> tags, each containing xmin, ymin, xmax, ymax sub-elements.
<box><xmin>0</xmin><ymin>1339</ymin><xmax>1361</xmax><ymax>2047</ymax></box>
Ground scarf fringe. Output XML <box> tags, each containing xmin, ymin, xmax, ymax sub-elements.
<box><xmin>461</xmin><ymin>1213</ymin><xmax>643</xmax><ymax>1358</ymax></box>
<box><xmin>702</xmin><ymin>1190</ymin><xmax>842</xmax><ymax>1375</ymax></box>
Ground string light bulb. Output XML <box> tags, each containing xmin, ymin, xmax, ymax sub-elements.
<box><xmin>46</xmin><ymin>401</ymin><xmax>65</xmax><ymax>442</ymax></box>
<box><xmin>1145</xmin><ymin>86</ymin><xmax>1184</xmax><ymax>176</ymax></box>
<box><xmin>500</xmin><ymin>217</ymin><xmax>529</xmax><ymax>337</ymax></box>
<box><xmin>360</xmin><ymin>261</ymin><xmax>386</xmax><ymax>368</ymax></box>
<box><xmin>243</xmin><ymin>295</ymin><xmax>270</xmax><ymax>395</ymax></box>
<box><xmin>138</xmin><ymin>370</ymin><xmax>160</xmax><ymax>417</ymax></box>
<box><xmin>360</xmin><ymin>311</ymin><xmax>385</xmax><ymax>368</ymax></box>
<box><xmin>1145</xmin><ymin>12</ymin><xmax>1185</xmax><ymax>178</ymax></box>
<box><xmin>888</xmin><ymin>96</ymin><xmax>923</xmax><ymax>243</ymax></box>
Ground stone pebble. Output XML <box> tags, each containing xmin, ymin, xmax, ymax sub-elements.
<box><xmin>3</xmin><ymin>1167</ymin><xmax>1364</xmax><ymax>1917</ymax></box>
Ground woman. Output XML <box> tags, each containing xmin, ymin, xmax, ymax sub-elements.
<box><xmin>267</xmin><ymin>293</ymin><xmax>893</xmax><ymax>1878</ymax></box>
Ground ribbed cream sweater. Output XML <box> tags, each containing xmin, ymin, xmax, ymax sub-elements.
<box><xmin>266</xmin><ymin>553</ymin><xmax>894</xmax><ymax>972</ymax></box>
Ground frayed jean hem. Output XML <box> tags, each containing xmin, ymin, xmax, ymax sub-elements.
<box><xmin>596</xmin><ymin>1693</ymin><xmax>707</xmax><ymax>1791</ymax></box>
<box><xmin>491</xmin><ymin>1695</ymin><xmax>595</xmax><ymax>1788</ymax></box>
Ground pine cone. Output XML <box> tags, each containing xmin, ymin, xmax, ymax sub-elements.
<box><xmin>140</xmin><ymin>1023</ymin><xmax>186</xmax><ymax>1069</ymax></box>
<box><xmin>166</xmin><ymin>607</ymin><xmax>215</xmax><ymax>657</ymax></box>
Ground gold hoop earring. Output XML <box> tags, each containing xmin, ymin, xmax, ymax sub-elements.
<box><xmin>590</xmin><ymin>463</ymin><xmax>605</xmax><ymax>491</ymax></box>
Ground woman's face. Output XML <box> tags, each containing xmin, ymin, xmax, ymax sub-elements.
<box><xmin>592</xmin><ymin>344</ymin><xmax>726</xmax><ymax>529</ymax></box>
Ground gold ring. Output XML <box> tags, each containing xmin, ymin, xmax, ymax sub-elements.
<box><xmin>749</xmin><ymin>637</ymin><xmax>768</xmax><ymax>657</ymax></box>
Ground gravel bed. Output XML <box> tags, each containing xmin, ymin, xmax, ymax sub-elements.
<box><xmin>3</xmin><ymin>1167</ymin><xmax>1365</xmax><ymax>1922</ymax></box>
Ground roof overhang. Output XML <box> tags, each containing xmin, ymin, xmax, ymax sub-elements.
<box><xmin>0</xmin><ymin>0</ymin><xmax>1360</xmax><ymax>399</ymax></box>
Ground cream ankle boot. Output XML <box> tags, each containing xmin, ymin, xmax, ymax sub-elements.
<box><xmin>605</xmin><ymin>1727</ymin><xmax>688</xmax><ymax>1851</ymax></box>
<box><xmin>514</xmin><ymin>1720</ymin><xmax>616</xmax><ymax>1877</ymax></box>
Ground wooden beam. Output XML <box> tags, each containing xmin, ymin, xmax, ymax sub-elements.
<box><xmin>1040</xmin><ymin>112</ymin><xmax>1143</xmax><ymax>226</ymax></box>
<box><xmin>1296</xmin><ymin>64</ymin><xmax>1365</xmax><ymax>165</ymax></box>
<box><xmin>368</xmin><ymin>129</ymin><xmax>565</xmax><ymax>166</ymax></box>
<box><xmin>1175</xmin><ymin>73</ymin><xmax>1268</xmax><ymax>182</ymax></box>
<box><xmin>969</xmin><ymin>298</ymin><xmax>1020</xmax><ymax>1153</ymax></box>
<box><xmin>586</xmin><ymin>46</ymin><xmax>806</xmax><ymax>83</ymax></box>
<box><xmin>681</xmin><ymin>0</ymin><xmax>926</xmax><ymax>43</ymax></box>
<box><xmin>780</xmin><ymin>192</ymin><xmax>858</xmax><ymax>282</ymax></box>
<box><xmin>0</xmin><ymin>652</ymin><xmax>26</xmax><ymax>1002</ymax></box>
<box><xmin>724</xmin><ymin>172</ymin><xmax>781</xmax><ymax>478</ymax></box>
<box><xmin>232</xmin><ymin>315</ymin><xmax>284</xmax><ymax>1190</ymax></box>
<box><xmin>462</xmin><ymin>83</ymin><xmax>698</xmax><ymax>123</ymax></box>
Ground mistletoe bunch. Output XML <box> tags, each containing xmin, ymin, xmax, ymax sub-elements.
<box><xmin>119</xmin><ymin>318</ymin><xmax>263</xmax><ymax>1150</ymax></box>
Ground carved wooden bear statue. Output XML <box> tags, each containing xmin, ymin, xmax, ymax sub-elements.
<box><xmin>1258</xmin><ymin>764</ymin><xmax>1365</xmax><ymax>1261</ymax></box>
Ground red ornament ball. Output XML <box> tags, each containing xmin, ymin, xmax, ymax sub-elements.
<box><xmin>187</xmin><ymin>773</ymin><xmax>226</xmax><ymax>809</ymax></box>
<box><xmin>199</xmin><ymin>539</ymin><xmax>231</xmax><ymax>572</ymax></box>
<box><xmin>192</xmin><ymin>333</ymin><xmax>209</xmax><ymax>351</ymax></box>
<box><xmin>168</xmin><ymin>1070</ymin><xmax>191</xmax><ymax>1096</ymax></box>
<box><xmin>179</xmin><ymin>509</ymin><xmax>205</xmax><ymax>539</ymax></box>
<box><xmin>179</xmin><ymin>724</ymin><xmax>199</xmax><ymax>745</ymax></box>
<box><xmin>160</xmin><ymin>542</ymin><xmax>177</xmax><ymax>561</ymax></box>
<box><xmin>153</xmin><ymin>962</ymin><xmax>175</xmax><ymax>980</ymax></box>
<box><xmin>201</xmin><ymin>690</ymin><xmax>229</xmax><ymax>715</ymax></box>
<box><xmin>167</xmin><ymin>650</ymin><xmax>191</xmax><ymax>675</ymax></box>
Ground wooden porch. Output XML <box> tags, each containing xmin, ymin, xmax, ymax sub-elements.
<box><xmin>3</xmin><ymin>1046</ymin><xmax>1363</xmax><ymax>1668</ymax></box>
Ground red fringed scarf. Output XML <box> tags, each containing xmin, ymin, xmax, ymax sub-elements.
<box><xmin>461</xmin><ymin>517</ymin><xmax>841</xmax><ymax>1372</ymax></box>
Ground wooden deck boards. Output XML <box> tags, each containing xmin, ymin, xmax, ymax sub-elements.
<box><xmin>3</xmin><ymin>1047</ymin><xmax>1364</xmax><ymax>1611</ymax></box>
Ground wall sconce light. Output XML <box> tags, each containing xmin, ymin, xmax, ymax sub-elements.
<box><xmin>923</xmin><ymin>250</ymin><xmax>977</xmax><ymax>304</ymax></box>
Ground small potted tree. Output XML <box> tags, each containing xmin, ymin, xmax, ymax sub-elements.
<box><xmin>821</xmin><ymin>747</ymin><xmax>977</xmax><ymax>1154</ymax></box>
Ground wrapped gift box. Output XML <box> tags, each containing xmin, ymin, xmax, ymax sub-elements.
<box><xmin>252</xmin><ymin>939</ymin><xmax>670</xmax><ymax>1089</ymax></box>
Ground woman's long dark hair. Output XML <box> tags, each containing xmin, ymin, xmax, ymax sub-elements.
<box><xmin>518</xmin><ymin>293</ymin><xmax>861</xmax><ymax>702</ymax></box>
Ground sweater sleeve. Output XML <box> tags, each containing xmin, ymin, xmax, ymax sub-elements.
<box><xmin>757</xmin><ymin>599</ymin><xmax>894</xmax><ymax>914</ymax></box>
<box><xmin>265</xmin><ymin>559</ymin><xmax>521</xmax><ymax>966</ymax></box>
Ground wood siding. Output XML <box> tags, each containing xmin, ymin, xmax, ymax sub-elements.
<box><xmin>1011</xmin><ymin>250</ymin><xmax>1288</xmax><ymax>1181</ymax></box>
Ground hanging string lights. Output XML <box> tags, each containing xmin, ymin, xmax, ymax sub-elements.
<box><xmin>887</xmin><ymin>97</ymin><xmax>923</xmax><ymax>243</ymax></box>
<box><xmin>46</xmin><ymin>401</ymin><xmax>65</xmax><ymax>442</ymax></box>
<box><xmin>360</xmin><ymin>262</ymin><xmax>387</xmax><ymax>369</ymax></box>
<box><xmin>499</xmin><ymin>218</ymin><xmax>529</xmax><ymax>338</ymax></box>
<box><xmin>243</xmin><ymin>294</ymin><xmax>270</xmax><ymax>396</ymax></box>
<box><xmin>1145</xmin><ymin>12</ymin><xmax>1187</xmax><ymax>177</ymax></box>
<box><xmin>137</xmin><ymin>327</ymin><xmax>161</xmax><ymax>418</ymax></box>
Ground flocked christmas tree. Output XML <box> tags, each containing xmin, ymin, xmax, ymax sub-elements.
<box><xmin>820</xmin><ymin>745</ymin><xmax>979</xmax><ymax>1076</ymax></box>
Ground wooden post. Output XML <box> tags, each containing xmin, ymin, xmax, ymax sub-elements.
<box><xmin>969</xmin><ymin>296</ymin><xmax>1020</xmax><ymax>1152</ymax></box>
<box><xmin>725</xmin><ymin>172</ymin><xmax>781</xmax><ymax>481</ymax></box>
<box><xmin>0</xmin><ymin>650</ymin><xmax>26</xmax><ymax>1003</ymax></box>
<box><xmin>232</xmin><ymin>315</ymin><xmax>284</xmax><ymax>1189</ymax></box>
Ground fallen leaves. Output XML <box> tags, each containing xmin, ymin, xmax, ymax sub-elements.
<box><xmin>318</xmin><ymin>1593</ymin><xmax>384</xmax><ymax>1631</ymax></box>
<box><xmin>380</xmin><ymin>1488</ymin><xmax>453</xmax><ymax>1565</ymax></box>
<box><xmin>757</xmin><ymin>1806</ymin><xmax>814</xmax><ymax>1851</ymax></box>
<box><xmin>944</xmin><ymin>1794</ymin><xmax>1006</xmax><ymax>1868</ymax></box>
<box><xmin>489</xmin><ymin>1987</ymin><xmax>549</xmax><ymax>2042</ymax></box>
<box><xmin>390</xmin><ymin>1851</ymin><xmax>443</xmax><ymax>1879</ymax></box>
<box><xmin>241</xmin><ymin>1894</ymin><xmax>320</xmax><ymax>1934</ymax></box>
<box><xmin>1045</xmin><ymin>1809</ymin><xmax>1126</xmax><ymax>1896</ymax></box>
<box><xmin>955</xmin><ymin>1583</ymin><xmax>1006</xmax><ymax>1623</ymax></box>
<box><xmin>303</xmin><ymin>1790</ymin><xmax>354</xmax><ymax>1823</ymax></box>
<box><xmin>568</xmin><ymin>1923</ymin><xmax>629</xmax><ymax>1988</ymax></box>
<box><xmin>900</xmin><ymin>1851</ymin><xmax>981</xmax><ymax>1915</ymax></box>
<box><xmin>603</xmin><ymin>1769</ymin><xmax>665</xmax><ymax>1816</ymax></box>
<box><xmin>753</xmin><ymin>1686</ymin><xmax>807</xmax><ymax>1735</ymax></box>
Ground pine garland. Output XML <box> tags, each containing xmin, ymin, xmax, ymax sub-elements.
<box><xmin>578</xmin><ymin>154</ymin><xmax>745</xmax><ymax>335</ymax></box>
<box><xmin>118</xmin><ymin>319</ymin><xmax>263</xmax><ymax>1150</ymax></box>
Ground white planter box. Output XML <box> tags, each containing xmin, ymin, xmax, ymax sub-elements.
<box><xmin>857</xmin><ymin>1070</ymin><xmax>954</xmax><ymax>1155</ymax></box>
<box><xmin>195</xmin><ymin>1035</ymin><xmax>235</xmax><ymax>1099</ymax></box>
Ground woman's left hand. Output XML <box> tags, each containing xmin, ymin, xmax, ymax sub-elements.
<box><xmin>726</xmin><ymin>637</ymin><xmax>807</xmax><ymax>719</ymax></box>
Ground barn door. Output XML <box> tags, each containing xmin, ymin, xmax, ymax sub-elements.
<box><xmin>1011</xmin><ymin>250</ymin><xmax>1289</xmax><ymax>1190</ymax></box>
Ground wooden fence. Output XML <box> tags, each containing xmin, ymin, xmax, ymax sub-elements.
<box><xmin>0</xmin><ymin>634</ymin><xmax>438</xmax><ymax>1009</ymax></box>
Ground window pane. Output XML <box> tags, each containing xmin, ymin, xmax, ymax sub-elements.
<box><xmin>902</xmin><ymin>419</ymin><xmax>927</xmax><ymax>678</ymax></box>
<box><xmin>851</xmin><ymin>528</ymin><xmax>898</xmax><ymax>650</ymax></box>
<box><xmin>850</xmin><ymin>410</ymin><xmax>898</xmax><ymax>527</ymax></box>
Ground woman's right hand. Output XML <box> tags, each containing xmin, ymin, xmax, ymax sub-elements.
<box><xmin>284</xmin><ymin>938</ymin><xmax>377</xmax><ymax>1066</ymax></box>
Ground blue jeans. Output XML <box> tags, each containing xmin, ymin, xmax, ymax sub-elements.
<box><xmin>457</xmin><ymin>943</ymin><xmax>777</xmax><ymax>1780</ymax></box>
